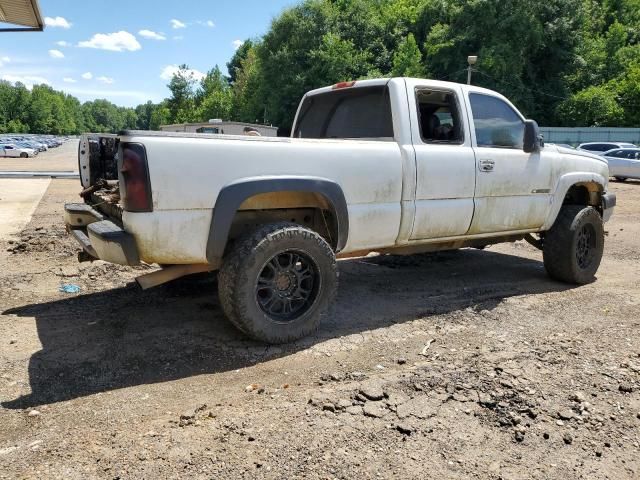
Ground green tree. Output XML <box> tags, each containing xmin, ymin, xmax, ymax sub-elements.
<box><xmin>418</xmin><ymin>0</ymin><xmax>584</xmax><ymax>123</ymax></box>
<box><xmin>196</xmin><ymin>66</ymin><xmax>233</xmax><ymax>121</ymax></box>
<box><xmin>6</xmin><ymin>119</ymin><xmax>29</xmax><ymax>133</ymax></box>
<box><xmin>231</xmin><ymin>47</ymin><xmax>265</xmax><ymax>123</ymax></box>
<box><xmin>166</xmin><ymin>64</ymin><xmax>198</xmax><ymax>123</ymax></box>
<box><xmin>227</xmin><ymin>40</ymin><xmax>254</xmax><ymax>84</ymax></box>
<box><xmin>27</xmin><ymin>85</ymin><xmax>56</xmax><ymax>133</ymax></box>
<box><xmin>149</xmin><ymin>102</ymin><xmax>171</xmax><ymax>130</ymax></box>
<box><xmin>391</xmin><ymin>33</ymin><xmax>424</xmax><ymax>77</ymax></box>
<box><xmin>135</xmin><ymin>101</ymin><xmax>156</xmax><ymax>130</ymax></box>
<box><xmin>557</xmin><ymin>85</ymin><xmax>624</xmax><ymax>126</ymax></box>
<box><xmin>614</xmin><ymin>63</ymin><xmax>640</xmax><ymax>126</ymax></box>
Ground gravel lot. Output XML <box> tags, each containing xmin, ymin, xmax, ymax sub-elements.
<box><xmin>0</xmin><ymin>140</ymin><xmax>78</xmax><ymax>173</ymax></box>
<box><xmin>1</xmin><ymin>176</ymin><xmax>639</xmax><ymax>479</ymax></box>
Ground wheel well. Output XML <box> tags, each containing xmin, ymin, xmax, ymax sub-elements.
<box><xmin>563</xmin><ymin>182</ymin><xmax>602</xmax><ymax>209</ymax></box>
<box><xmin>227</xmin><ymin>191</ymin><xmax>340</xmax><ymax>250</ymax></box>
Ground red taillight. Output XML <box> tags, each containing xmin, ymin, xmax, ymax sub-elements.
<box><xmin>120</xmin><ymin>143</ymin><xmax>152</xmax><ymax>212</ymax></box>
<box><xmin>332</xmin><ymin>81</ymin><xmax>356</xmax><ymax>90</ymax></box>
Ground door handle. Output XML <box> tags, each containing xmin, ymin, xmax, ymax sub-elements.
<box><xmin>479</xmin><ymin>159</ymin><xmax>495</xmax><ymax>172</ymax></box>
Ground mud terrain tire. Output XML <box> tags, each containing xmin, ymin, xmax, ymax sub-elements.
<box><xmin>543</xmin><ymin>205</ymin><xmax>604</xmax><ymax>284</ymax></box>
<box><xmin>218</xmin><ymin>222</ymin><xmax>338</xmax><ymax>344</ymax></box>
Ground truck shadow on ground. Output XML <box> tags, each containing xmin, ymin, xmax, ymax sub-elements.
<box><xmin>2</xmin><ymin>248</ymin><xmax>576</xmax><ymax>409</ymax></box>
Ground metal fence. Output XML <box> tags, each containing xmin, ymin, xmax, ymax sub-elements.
<box><xmin>539</xmin><ymin>127</ymin><xmax>640</xmax><ymax>145</ymax></box>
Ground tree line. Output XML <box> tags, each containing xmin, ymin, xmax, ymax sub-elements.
<box><xmin>1</xmin><ymin>0</ymin><xmax>639</xmax><ymax>135</ymax></box>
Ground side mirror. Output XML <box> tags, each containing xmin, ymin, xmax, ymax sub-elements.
<box><xmin>523</xmin><ymin>119</ymin><xmax>543</xmax><ymax>153</ymax></box>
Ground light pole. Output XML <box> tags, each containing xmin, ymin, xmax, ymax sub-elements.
<box><xmin>467</xmin><ymin>56</ymin><xmax>478</xmax><ymax>85</ymax></box>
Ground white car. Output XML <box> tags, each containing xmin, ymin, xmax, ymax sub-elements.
<box><xmin>578</xmin><ymin>142</ymin><xmax>637</xmax><ymax>155</ymax></box>
<box><xmin>0</xmin><ymin>144</ymin><xmax>36</xmax><ymax>158</ymax></box>
<box><xmin>65</xmin><ymin>77</ymin><xmax>616</xmax><ymax>343</ymax></box>
<box><xmin>603</xmin><ymin>148</ymin><xmax>640</xmax><ymax>181</ymax></box>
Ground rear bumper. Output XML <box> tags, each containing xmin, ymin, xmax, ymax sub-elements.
<box><xmin>64</xmin><ymin>203</ymin><xmax>140</xmax><ymax>266</ymax></box>
<box><xmin>602</xmin><ymin>192</ymin><xmax>616</xmax><ymax>223</ymax></box>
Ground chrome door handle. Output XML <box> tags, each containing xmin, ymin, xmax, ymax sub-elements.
<box><xmin>479</xmin><ymin>159</ymin><xmax>495</xmax><ymax>172</ymax></box>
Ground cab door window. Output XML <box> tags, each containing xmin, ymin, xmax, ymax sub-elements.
<box><xmin>469</xmin><ymin>93</ymin><xmax>525</xmax><ymax>149</ymax></box>
<box><xmin>416</xmin><ymin>88</ymin><xmax>464</xmax><ymax>144</ymax></box>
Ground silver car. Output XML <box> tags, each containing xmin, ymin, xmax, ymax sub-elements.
<box><xmin>0</xmin><ymin>144</ymin><xmax>36</xmax><ymax>158</ymax></box>
<box><xmin>603</xmin><ymin>148</ymin><xmax>640</xmax><ymax>181</ymax></box>
<box><xmin>578</xmin><ymin>142</ymin><xmax>637</xmax><ymax>155</ymax></box>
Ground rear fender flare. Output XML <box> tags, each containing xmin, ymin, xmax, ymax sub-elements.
<box><xmin>206</xmin><ymin>176</ymin><xmax>349</xmax><ymax>264</ymax></box>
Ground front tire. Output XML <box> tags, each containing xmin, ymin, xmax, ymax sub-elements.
<box><xmin>20</xmin><ymin>152</ymin><xmax>28</xmax><ymax>158</ymax></box>
<box><xmin>218</xmin><ymin>222</ymin><xmax>338</xmax><ymax>343</ymax></box>
<box><xmin>543</xmin><ymin>205</ymin><xmax>604</xmax><ymax>284</ymax></box>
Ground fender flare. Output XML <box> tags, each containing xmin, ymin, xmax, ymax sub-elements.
<box><xmin>206</xmin><ymin>176</ymin><xmax>349</xmax><ymax>264</ymax></box>
<box><xmin>542</xmin><ymin>172</ymin><xmax>607</xmax><ymax>230</ymax></box>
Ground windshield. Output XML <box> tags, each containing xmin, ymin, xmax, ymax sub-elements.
<box><xmin>293</xmin><ymin>85</ymin><xmax>394</xmax><ymax>140</ymax></box>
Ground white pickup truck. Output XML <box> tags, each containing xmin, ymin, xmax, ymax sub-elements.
<box><xmin>65</xmin><ymin>78</ymin><xmax>616</xmax><ymax>343</ymax></box>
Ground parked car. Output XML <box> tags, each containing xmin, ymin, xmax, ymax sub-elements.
<box><xmin>578</xmin><ymin>142</ymin><xmax>637</xmax><ymax>154</ymax></box>
<box><xmin>603</xmin><ymin>148</ymin><xmax>640</xmax><ymax>181</ymax></box>
<box><xmin>14</xmin><ymin>142</ymin><xmax>40</xmax><ymax>155</ymax></box>
<box><xmin>65</xmin><ymin>78</ymin><xmax>616</xmax><ymax>343</ymax></box>
<box><xmin>0</xmin><ymin>144</ymin><xmax>36</xmax><ymax>158</ymax></box>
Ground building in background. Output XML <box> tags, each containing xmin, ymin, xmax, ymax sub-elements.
<box><xmin>160</xmin><ymin>120</ymin><xmax>278</xmax><ymax>137</ymax></box>
<box><xmin>540</xmin><ymin>127</ymin><xmax>640</xmax><ymax>146</ymax></box>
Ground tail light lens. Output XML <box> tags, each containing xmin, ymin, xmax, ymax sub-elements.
<box><xmin>120</xmin><ymin>143</ymin><xmax>153</xmax><ymax>212</ymax></box>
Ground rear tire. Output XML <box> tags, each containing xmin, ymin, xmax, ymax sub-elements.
<box><xmin>20</xmin><ymin>152</ymin><xmax>28</xmax><ymax>158</ymax></box>
<box><xmin>614</xmin><ymin>177</ymin><xmax>627</xmax><ymax>182</ymax></box>
<box><xmin>218</xmin><ymin>222</ymin><xmax>338</xmax><ymax>343</ymax></box>
<box><xmin>543</xmin><ymin>205</ymin><xmax>604</xmax><ymax>284</ymax></box>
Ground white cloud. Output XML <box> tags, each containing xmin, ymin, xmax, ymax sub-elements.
<box><xmin>138</xmin><ymin>29</ymin><xmax>166</xmax><ymax>41</ymax></box>
<box><xmin>173</xmin><ymin>35</ymin><xmax>184</xmax><ymax>41</ymax></box>
<box><xmin>1</xmin><ymin>75</ymin><xmax>51</xmax><ymax>89</ymax></box>
<box><xmin>78</xmin><ymin>31</ymin><xmax>141</xmax><ymax>52</ymax></box>
<box><xmin>160</xmin><ymin>64</ymin><xmax>205</xmax><ymax>82</ymax></box>
<box><xmin>232</xmin><ymin>40</ymin><xmax>244</xmax><ymax>50</ymax></box>
<box><xmin>81</xmin><ymin>72</ymin><xmax>93</xmax><ymax>80</ymax></box>
<box><xmin>56</xmin><ymin>41</ymin><xmax>70</xmax><ymax>47</ymax></box>
<box><xmin>2</xmin><ymin>56</ymin><xmax>10</xmax><ymax>62</ymax></box>
<box><xmin>197</xmin><ymin>20</ymin><xmax>215</xmax><ymax>28</ymax></box>
<box><xmin>97</xmin><ymin>76</ymin><xmax>114</xmax><ymax>84</ymax></box>
<box><xmin>170</xmin><ymin>19</ymin><xmax>186</xmax><ymax>29</ymax></box>
<box><xmin>45</xmin><ymin>16</ymin><xmax>72</xmax><ymax>29</ymax></box>
<box><xmin>63</xmin><ymin>77</ymin><xmax>77</xmax><ymax>83</ymax></box>
<box><xmin>48</xmin><ymin>49</ymin><xmax>65</xmax><ymax>59</ymax></box>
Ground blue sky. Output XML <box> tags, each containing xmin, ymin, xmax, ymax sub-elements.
<box><xmin>0</xmin><ymin>0</ymin><xmax>294</xmax><ymax>106</ymax></box>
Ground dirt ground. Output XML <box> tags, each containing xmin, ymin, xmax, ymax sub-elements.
<box><xmin>1</xmin><ymin>177</ymin><xmax>639</xmax><ymax>479</ymax></box>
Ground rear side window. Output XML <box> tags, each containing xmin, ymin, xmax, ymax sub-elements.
<box><xmin>584</xmin><ymin>144</ymin><xmax>614</xmax><ymax>152</ymax></box>
<box><xmin>416</xmin><ymin>88</ymin><xmax>464</xmax><ymax>144</ymax></box>
<box><xmin>469</xmin><ymin>93</ymin><xmax>524</xmax><ymax>149</ymax></box>
<box><xmin>293</xmin><ymin>86</ymin><xmax>394</xmax><ymax>140</ymax></box>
